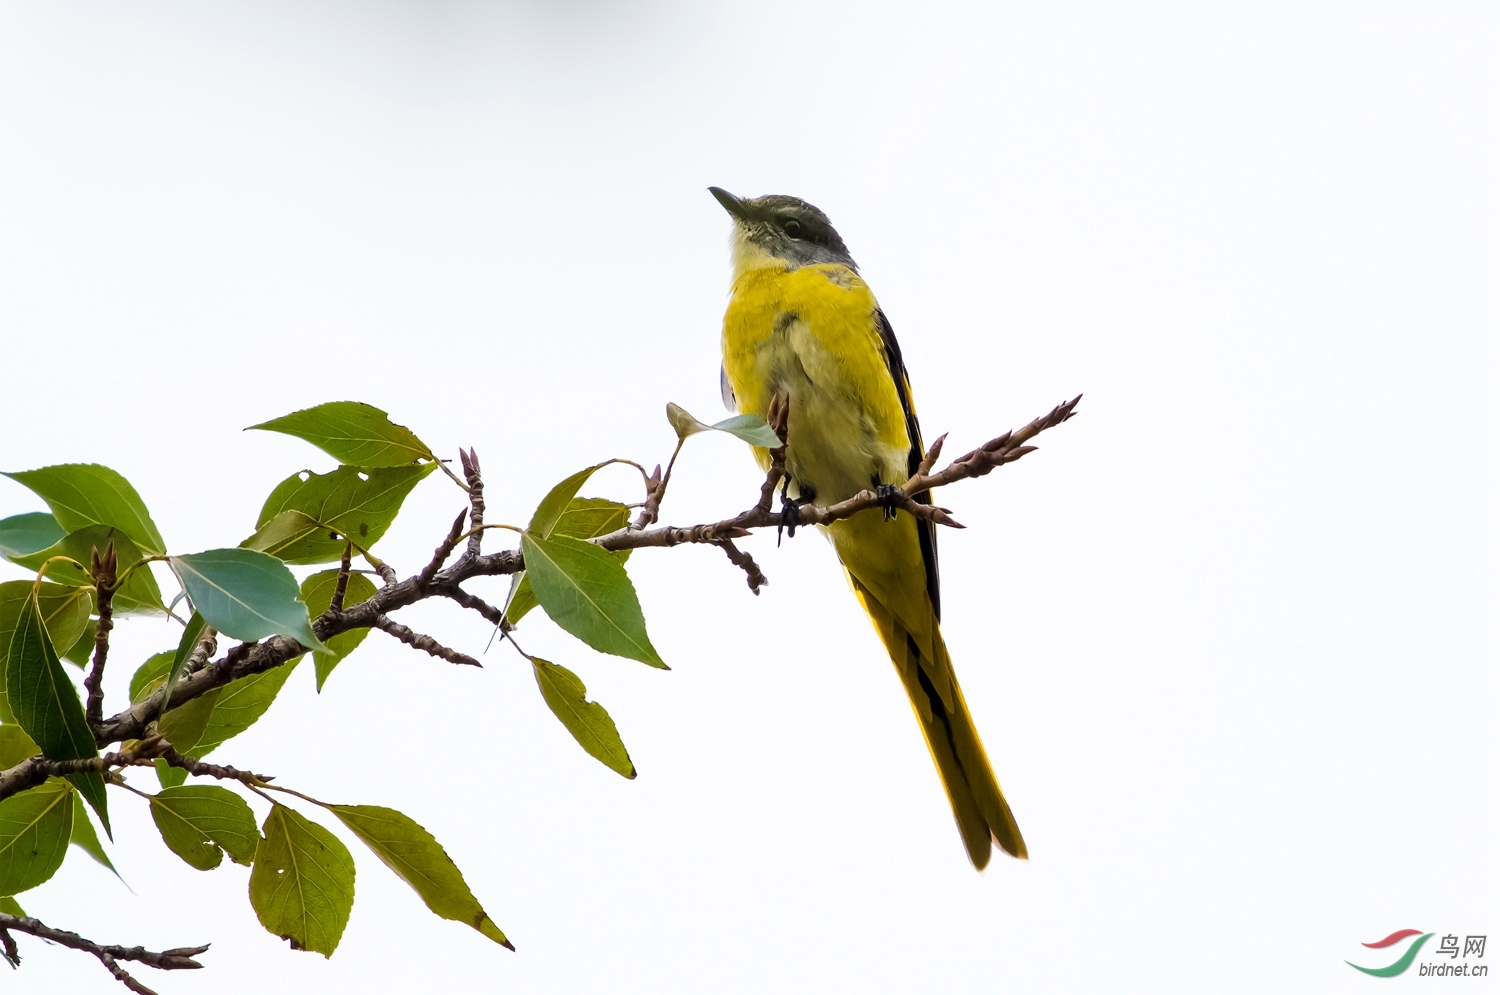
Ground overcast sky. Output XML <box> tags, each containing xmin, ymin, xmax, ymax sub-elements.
<box><xmin>0</xmin><ymin>3</ymin><xmax>1492</xmax><ymax>993</ymax></box>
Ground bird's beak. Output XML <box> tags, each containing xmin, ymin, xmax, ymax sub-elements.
<box><xmin>709</xmin><ymin>186</ymin><xmax>751</xmax><ymax>222</ymax></box>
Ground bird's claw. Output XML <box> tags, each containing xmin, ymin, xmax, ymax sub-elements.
<box><xmin>777</xmin><ymin>477</ymin><xmax>812</xmax><ymax>544</ymax></box>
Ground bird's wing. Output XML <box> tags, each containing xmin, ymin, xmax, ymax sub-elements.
<box><xmin>875</xmin><ymin>309</ymin><xmax>940</xmax><ymax>619</ymax></box>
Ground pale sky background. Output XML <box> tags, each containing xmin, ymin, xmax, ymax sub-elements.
<box><xmin>0</xmin><ymin>2</ymin><xmax>1493</xmax><ymax>993</ymax></box>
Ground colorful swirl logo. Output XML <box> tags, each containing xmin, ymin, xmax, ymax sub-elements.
<box><xmin>1347</xmin><ymin>929</ymin><xmax>1435</xmax><ymax>977</ymax></box>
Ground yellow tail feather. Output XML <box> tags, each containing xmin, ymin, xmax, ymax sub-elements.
<box><xmin>849</xmin><ymin>575</ymin><xmax>1027</xmax><ymax>868</ymax></box>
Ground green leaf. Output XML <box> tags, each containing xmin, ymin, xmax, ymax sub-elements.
<box><xmin>128</xmin><ymin>625</ymin><xmax>268</xmax><ymax>758</ymax></box>
<box><xmin>155</xmin><ymin>758</ymin><xmax>188</xmax><ymax>789</ymax></box>
<box><xmin>667</xmin><ymin>402</ymin><xmax>779</xmax><ymax>446</ymax></box>
<box><xmin>707</xmin><ymin>413</ymin><xmax>783</xmax><ymax>447</ymax></box>
<box><xmin>169</xmin><ymin>549</ymin><xmax>327</xmax><ymax>652</ymax></box>
<box><xmin>69</xmin><ymin>792</ymin><xmax>121</xmax><ymax>879</ymax></box>
<box><xmin>552</xmin><ymin>497</ymin><xmax>635</xmax><ymax>541</ymax></box>
<box><xmin>503</xmin><ymin>574</ymin><xmax>537</xmax><ymax>627</ymax></box>
<box><xmin>129</xmin><ymin>651</ymin><xmax>175</xmax><ymax>703</ymax></box>
<box><xmin>665</xmin><ymin>401</ymin><xmax>709</xmax><ymax>439</ymax></box>
<box><xmin>531</xmin><ymin>658</ymin><xmax>636</xmax><ymax>778</ymax></box>
<box><xmin>150</xmin><ymin>785</ymin><xmax>260</xmax><ymax>870</ymax></box>
<box><xmin>59</xmin><ymin>618</ymin><xmax>98</xmax><ymax>669</ymax></box>
<box><xmin>250</xmin><ymin>803</ymin><xmax>355</xmax><ymax>957</ymax></box>
<box><xmin>0</xmin><ymin>895</ymin><xmax>23</xmax><ymax>916</ymax></box>
<box><xmin>155</xmin><ymin>686</ymin><xmax>222</xmax><ymax>754</ymax></box>
<box><xmin>326</xmin><ymin>804</ymin><xmax>512</xmax><ymax>950</ymax></box>
<box><xmin>192</xmin><ymin>658</ymin><xmax>300</xmax><ymax>757</ymax></box>
<box><xmin>520</xmin><ymin>533</ymin><xmax>666</xmax><ymax>669</ymax></box>
<box><xmin>1</xmin><ymin>464</ymin><xmax>166</xmax><ymax>556</ymax></box>
<box><xmin>0</xmin><ymin>512</ymin><xmax>65</xmax><ymax>559</ymax></box>
<box><xmin>665</xmin><ymin>402</ymin><xmax>781</xmax><ymax>448</ymax></box>
<box><xmin>0</xmin><ymin>779</ymin><xmax>73</xmax><ymax>895</ymax></box>
<box><xmin>3</xmin><ymin>591</ymin><xmax>108</xmax><ymax>834</ymax></box>
<box><xmin>299</xmin><ymin>569</ymin><xmax>377</xmax><ymax>691</ymax></box>
<box><xmin>0</xmin><ymin>724</ymin><xmax>40</xmax><ymax>768</ymax></box>
<box><xmin>1</xmin><ymin>581</ymin><xmax>96</xmax><ymax>678</ymax></box>
<box><xmin>160</xmin><ymin>612</ymin><xmax>209</xmax><ymax>716</ymax></box>
<box><xmin>240</xmin><ymin>510</ymin><xmax>323</xmax><ymax>560</ymax></box>
<box><xmin>527</xmin><ymin>463</ymin><xmax>621</xmax><ymax>540</ymax></box>
<box><xmin>506</xmin><ymin>498</ymin><xmax>630</xmax><ymax>626</ymax></box>
<box><xmin>10</xmin><ymin>525</ymin><xmax>163</xmax><ymax>615</ymax></box>
<box><xmin>66</xmin><ymin>771</ymin><xmax>109</xmax><ymax>838</ymax></box>
<box><xmin>243</xmin><ymin>464</ymin><xmax>435</xmax><ymax>564</ymax></box>
<box><xmin>248</xmin><ymin>401</ymin><xmax>435</xmax><ymax>468</ymax></box>
<box><xmin>34</xmin><ymin>585</ymin><xmax>95</xmax><ymax>655</ymax></box>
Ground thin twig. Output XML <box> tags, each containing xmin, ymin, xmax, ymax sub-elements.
<box><xmin>181</xmin><ymin>626</ymin><xmax>218</xmax><ymax>678</ymax></box>
<box><xmin>371</xmin><ymin>614</ymin><xmax>481</xmax><ymax>667</ymax></box>
<box><xmin>364</xmin><ymin>553</ymin><xmax>398</xmax><ymax>586</ymax></box>
<box><xmin>915</xmin><ymin>433</ymin><xmax>947</xmax><ymax>478</ymax></box>
<box><xmin>329</xmin><ymin>542</ymin><xmax>353</xmax><ymax>612</ymax></box>
<box><xmin>435</xmin><ymin>457</ymin><xmax>473</xmax><ymax>495</ymax></box>
<box><xmin>907</xmin><ymin>394</ymin><xmax>1081</xmax><ymax>493</ymax></box>
<box><xmin>715</xmin><ymin>539</ymin><xmax>768</xmax><ymax>594</ymax></box>
<box><xmin>758</xmin><ymin>393</ymin><xmax>791</xmax><ymax>514</ymax></box>
<box><xmin>420</xmin><ymin>510</ymin><xmax>470</xmax><ymax>586</ymax></box>
<box><xmin>84</xmin><ymin>541</ymin><xmax>117</xmax><ymax>728</ymax></box>
<box><xmin>0</xmin><ymin>913</ymin><xmax>207</xmax><ymax>995</ymax></box>
<box><xmin>158</xmin><ymin>746</ymin><xmax>274</xmax><ymax>786</ymax></box>
<box><xmin>631</xmin><ymin>455</ymin><xmax>671</xmax><ymax>530</ymax></box>
<box><xmin>439</xmin><ymin>586</ymin><xmax>508</xmax><ymax>626</ymax></box>
<box><xmin>460</xmin><ymin>448</ymin><xmax>486</xmax><ymax>558</ymax></box>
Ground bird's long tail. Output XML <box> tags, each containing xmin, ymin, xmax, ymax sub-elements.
<box><xmin>848</xmin><ymin>575</ymin><xmax>1027</xmax><ymax>869</ymax></box>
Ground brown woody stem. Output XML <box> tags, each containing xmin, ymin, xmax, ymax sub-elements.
<box><xmin>0</xmin><ymin>913</ymin><xmax>208</xmax><ymax>995</ymax></box>
<box><xmin>84</xmin><ymin>541</ymin><xmax>118</xmax><ymax>728</ymax></box>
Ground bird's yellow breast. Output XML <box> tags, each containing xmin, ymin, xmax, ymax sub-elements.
<box><xmin>720</xmin><ymin>263</ymin><xmax>911</xmax><ymax>504</ymax></box>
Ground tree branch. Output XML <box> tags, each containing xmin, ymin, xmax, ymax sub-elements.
<box><xmin>371</xmin><ymin>614</ymin><xmax>481</xmax><ymax>667</ymax></box>
<box><xmin>0</xmin><ymin>914</ymin><xmax>207</xmax><ymax>995</ymax></box>
<box><xmin>0</xmin><ymin>752</ymin><xmax>149</xmax><ymax>803</ymax></box>
<box><xmin>329</xmin><ymin>543</ymin><xmax>353</xmax><ymax>612</ymax></box>
<box><xmin>459</xmin><ymin>448</ymin><xmax>486</xmax><ymax>558</ymax></box>
<box><xmin>84</xmin><ymin>398</ymin><xmax>1079</xmax><ymax>749</ymax></box>
<box><xmin>173</xmin><ymin>625</ymin><xmax>219</xmax><ymax>697</ymax></box>
<box><xmin>631</xmin><ymin>463</ymin><xmax>668</xmax><ymax>530</ymax></box>
<box><xmin>157</xmin><ymin>745</ymin><xmax>274</xmax><ymax>786</ymax></box>
<box><xmin>592</xmin><ymin>393</ymin><xmax>1081</xmax><ymax>545</ymax></box>
<box><xmin>0</xmin><ymin>738</ymin><xmax>275</xmax><ymax>805</ymax></box>
<box><xmin>438</xmin><ymin>585</ymin><xmax>508</xmax><ymax>626</ymax></box>
<box><xmin>419</xmin><ymin>510</ymin><xmax>469</xmax><ymax>586</ymax></box>
<box><xmin>715</xmin><ymin>539</ymin><xmax>768</xmax><ymax>594</ymax></box>
<box><xmin>84</xmin><ymin>541</ymin><xmax>117</xmax><ymax>728</ymax></box>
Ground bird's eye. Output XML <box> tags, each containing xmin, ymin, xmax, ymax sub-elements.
<box><xmin>783</xmin><ymin>219</ymin><xmax>803</xmax><ymax>238</ymax></box>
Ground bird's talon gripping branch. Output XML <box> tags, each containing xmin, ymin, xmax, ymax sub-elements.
<box><xmin>777</xmin><ymin>476</ymin><xmax>803</xmax><ymax>543</ymax></box>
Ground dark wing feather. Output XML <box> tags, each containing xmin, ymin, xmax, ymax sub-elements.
<box><xmin>875</xmin><ymin>309</ymin><xmax>940</xmax><ymax>619</ymax></box>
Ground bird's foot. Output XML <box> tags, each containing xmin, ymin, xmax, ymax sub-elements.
<box><xmin>875</xmin><ymin>483</ymin><xmax>902</xmax><ymax>522</ymax></box>
<box><xmin>777</xmin><ymin>477</ymin><xmax>814</xmax><ymax>545</ymax></box>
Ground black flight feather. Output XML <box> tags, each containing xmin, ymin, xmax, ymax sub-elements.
<box><xmin>875</xmin><ymin>309</ymin><xmax>941</xmax><ymax>620</ymax></box>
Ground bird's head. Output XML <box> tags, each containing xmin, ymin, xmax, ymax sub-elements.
<box><xmin>709</xmin><ymin>187</ymin><xmax>857</xmax><ymax>275</ymax></box>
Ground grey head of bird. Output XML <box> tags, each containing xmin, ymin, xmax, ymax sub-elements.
<box><xmin>709</xmin><ymin>186</ymin><xmax>857</xmax><ymax>272</ymax></box>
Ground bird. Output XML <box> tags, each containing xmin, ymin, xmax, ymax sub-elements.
<box><xmin>709</xmin><ymin>186</ymin><xmax>1026</xmax><ymax>870</ymax></box>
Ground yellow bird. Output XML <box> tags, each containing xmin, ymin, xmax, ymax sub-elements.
<box><xmin>710</xmin><ymin>186</ymin><xmax>1026</xmax><ymax>869</ymax></box>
